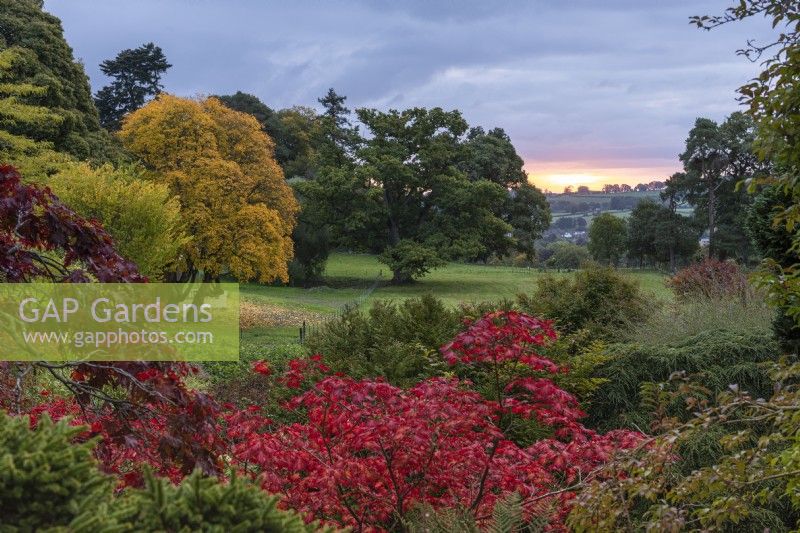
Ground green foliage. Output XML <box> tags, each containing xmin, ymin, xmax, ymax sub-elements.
<box><xmin>0</xmin><ymin>47</ymin><xmax>62</xmax><ymax>160</ymax></box>
<box><xmin>625</xmin><ymin>296</ymin><xmax>773</xmax><ymax>346</ymax></box>
<box><xmin>45</xmin><ymin>162</ymin><xmax>186</xmax><ymax>278</ymax></box>
<box><xmin>748</xmin><ymin>185</ymin><xmax>796</xmax><ymax>266</ymax></box>
<box><xmin>305</xmin><ymin>106</ymin><xmax>549</xmax><ymax>282</ymax></box>
<box><xmin>460</xmin><ymin>127</ymin><xmax>551</xmax><ymax>260</ymax></box>
<box><xmin>747</xmin><ymin>185</ymin><xmax>800</xmax><ymax>351</ymax></box>
<box><xmin>544</xmin><ymin>334</ymin><xmax>613</xmax><ymax>405</ymax></box>
<box><xmin>407</xmin><ymin>493</ymin><xmax>544</xmax><ymax>533</ymax></box>
<box><xmin>94</xmin><ymin>42</ymin><xmax>171</xmax><ymax>131</ymax></box>
<box><xmin>543</xmin><ymin>241</ymin><xmax>590</xmax><ymax>270</ymax></box>
<box><xmin>356</xmin><ymin>106</ymin><xmax>503</xmax><ymax>279</ymax></box>
<box><xmin>671</xmin><ymin>112</ymin><xmax>764</xmax><ymax>261</ymax></box>
<box><xmin>586</xmin><ymin>329</ymin><xmax>779</xmax><ymax>432</ymax></box>
<box><xmin>505</xmin><ymin>182</ymin><xmax>551</xmax><ymax>261</ymax></box>
<box><xmin>117</xmin><ymin>470</ymin><xmax>320</xmax><ymax>533</ymax></box>
<box><xmin>587</xmin><ymin>212</ymin><xmax>627</xmax><ymax>265</ymax></box>
<box><xmin>379</xmin><ymin>240</ymin><xmax>447</xmax><ymax>284</ymax></box>
<box><xmin>517</xmin><ymin>265</ymin><xmax>649</xmax><ymax>339</ymax></box>
<box><xmin>569</xmin><ymin>359</ymin><xmax>800</xmax><ymax>532</ymax></box>
<box><xmin>627</xmin><ymin>198</ymin><xmax>699</xmax><ymax>269</ymax></box>
<box><xmin>0</xmin><ymin>411</ymin><xmax>319</xmax><ymax>532</ymax></box>
<box><xmin>275</xmin><ymin>106</ymin><xmax>320</xmax><ymax>180</ymax></box>
<box><xmin>305</xmin><ymin>295</ymin><xmax>462</xmax><ymax>386</ymax></box>
<box><xmin>0</xmin><ymin>412</ymin><xmax>117</xmax><ymax>532</ymax></box>
<box><xmin>0</xmin><ymin>0</ymin><xmax>108</xmax><ymax>159</ymax></box>
<box><xmin>286</xmin><ymin>212</ymin><xmax>330</xmax><ymax>286</ymax></box>
<box><xmin>316</xmin><ymin>87</ymin><xmax>360</xmax><ymax>170</ymax></box>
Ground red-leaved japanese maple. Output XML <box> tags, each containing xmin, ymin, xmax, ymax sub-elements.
<box><xmin>230</xmin><ymin>312</ymin><xmax>642</xmax><ymax>531</ymax></box>
<box><xmin>27</xmin><ymin>363</ymin><xmax>226</xmax><ymax>485</ymax></box>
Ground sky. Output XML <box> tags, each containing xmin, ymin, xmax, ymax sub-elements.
<box><xmin>44</xmin><ymin>0</ymin><xmax>775</xmax><ymax>192</ymax></box>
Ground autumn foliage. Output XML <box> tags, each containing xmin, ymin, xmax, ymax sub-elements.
<box><xmin>16</xmin><ymin>308</ymin><xmax>641</xmax><ymax>531</ymax></box>
<box><xmin>0</xmin><ymin>165</ymin><xmax>143</xmax><ymax>283</ymax></box>
<box><xmin>119</xmin><ymin>94</ymin><xmax>299</xmax><ymax>283</ymax></box>
<box><xmin>26</xmin><ymin>363</ymin><xmax>225</xmax><ymax>486</ymax></box>
<box><xmin>0</xmin><ymin>166</ymin><xmax>225</xmax><ymax>482</ymax></box>
<box><xmin>0</xmin><ymin>168</ymin><xmax>637</xmax><ymax>529</ymax></box>
<box><xmin>667</xmin><ymin>257</ymin><xmax>750</xmax><ymax>300</ymax></box>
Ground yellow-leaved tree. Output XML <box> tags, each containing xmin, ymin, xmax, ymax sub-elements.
<box><xmin>47</xmin><ymin>162</ymin><xmax>186</xmax><ymax>279</ymax></box>
<box><xmin>119</xmin><ymin>95</ymin><xmax>298</xmax><ymax>282</ymax></box>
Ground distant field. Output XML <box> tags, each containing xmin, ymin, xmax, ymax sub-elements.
<box><xmin>240</xmin><ymin>253</ymin><xmax>672</xmax><ymax>344</ymax></box>
<box><xmin>547</xmin><ymin>190</ymin><xmax>693</xmax><ymax>226</ymax></box>
<box><xmin>547</xmin><ymin>190</ymin><xmax>662</xmax><ymax>205</ymax></box>
<box><xmin>551</xmin><ymin>206</ymin><xmax>693</xmax><ymax>225</ymax></box>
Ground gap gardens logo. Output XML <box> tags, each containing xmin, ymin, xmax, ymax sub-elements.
<box><xmin>0</xmin><ymin>283</ymin><xmax>239</xmax><ymax>361</ymax></box>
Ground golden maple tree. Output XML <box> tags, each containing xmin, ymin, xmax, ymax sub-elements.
<box><xmin>119</xmin><ymin>94</ymin><xmax>298</xmax><ymax>282</ymax></box>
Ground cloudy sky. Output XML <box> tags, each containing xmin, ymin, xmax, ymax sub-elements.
<box><xmin>44</xmin><ymin>0</ymin><xmax>774</xmax><ymax>191</ymax></box>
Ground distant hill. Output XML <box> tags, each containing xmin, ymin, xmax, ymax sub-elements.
<box><xmin>543</xmin><ymin>190</ymin><xmax>693</xmax><ymax>244</ymax></box>
<box><xmin>547</xmin><ymin>190</ymin><xmax>664</xmax><ymax>215</ymax></box>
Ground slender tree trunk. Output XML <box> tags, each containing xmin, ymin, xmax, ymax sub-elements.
<box><xmin>708</xmin><ymin>177</ymin><xmax>715</xmax><ymax>259</ymax></box>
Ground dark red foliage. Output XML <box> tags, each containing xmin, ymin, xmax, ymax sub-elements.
<box><xmin>252</xmin><ymin>360</ymin><xmax>272</xmax><ymax>376</ymax></box>
<box><xmin>0</xmin><ymin>165</ymin><xmax>225</xmax><ymax>481</ymax></box>
<box><xmin>28</xmin><ymin>363</ymin><xmax>226</xmax><ymax>484</ymax></box>
<box><xmin>0</xmin><ymin>181</ymin><xmax>644</xmax><ymax>533</ymax></box>
<box><xmin>667</xmin><ymin>257</ymin><xmax>749</xmax><ymax>300</ymax></box>
<box><xmin>20</xmin><ymin>310</ymin><xmax>642</xmax><ymax>530</ymax></box>
<box><xmin>0</xmin><ymin>165</ymin><xmax>144</xmax><ymax>282</ymax></box>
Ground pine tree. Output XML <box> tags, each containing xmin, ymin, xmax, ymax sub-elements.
<box><xmin>0</xmin><ymin>411</ymin><xmax>328</xmax><ymax>532</ymax></box>
<box><xmin>94</xmin><ymin>43</ymin><xmax>171</xmax><ymax>130</ymax></box>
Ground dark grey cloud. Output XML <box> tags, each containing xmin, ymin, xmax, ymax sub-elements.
<box><xmin>44</xmin><ymin>0</ymin><xmax>775</xmax><ymax>187</ymax></box>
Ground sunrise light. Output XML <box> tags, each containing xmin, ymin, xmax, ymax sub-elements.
<box><xmin>540</xmin><ymin>173</ymin><xmax>603</xmax><ymax>187</ymax></box>
<box><xmin>525</xmin><ymin>162</ymin><xmax>680</xmax><ymax>192</ymax></box>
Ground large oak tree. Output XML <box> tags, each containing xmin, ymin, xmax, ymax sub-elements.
<box><xmin>303</xmin><ymin>106</ymin><xmax>550</xmax><ymax>283</ymax></box>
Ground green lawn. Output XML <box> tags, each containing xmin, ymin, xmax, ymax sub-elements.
<box><xmin>239</xmin><ymin>254</ymin><xmax>671</xmax><ymax>344</ymax></box>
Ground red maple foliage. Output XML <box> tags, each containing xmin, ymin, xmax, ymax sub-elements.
<box><xmin>229</xmin><ymin>311</ymin><xmax>643</xmax><ymax>531</ymax></box>
<box><xmin>27</xmin><ymin>363</ymin><xmax>226</xmax><ymax>485</ymax></box>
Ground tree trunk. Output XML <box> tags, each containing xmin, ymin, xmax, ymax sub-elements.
<box><xmin>391</xmin><ymin>269</ymin><xmax>412</xmax><ymax>284</ymax></box>
<box><xmin>384</xmin><ymin>189</ymin><xmax>401</xmax><ymax>247</ymax></box>
<box><xmin>708</xmin><ymin>178</ymin><xmax>716</xmax><ymax>258</ymax></box>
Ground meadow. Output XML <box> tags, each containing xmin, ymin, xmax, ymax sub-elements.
<box><xmin>239</xmin><ymin>252</ymin><xmax>672</xmax><ymax>346</ymax></box>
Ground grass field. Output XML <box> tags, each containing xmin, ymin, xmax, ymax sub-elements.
<box><xmin>550</xmin><ymin>207</ymin><xmax>693</xmax><ymax>225</ymax></box>
<box><xmin>240</xmin><ymin>253</ymin><xmax>672</xmax><ymax>345</ymax></box>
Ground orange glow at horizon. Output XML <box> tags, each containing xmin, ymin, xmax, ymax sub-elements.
<box><xmin>525</xmin><ymin>162</ymin><xmax>680</xmax><ymax>193</ymax></box>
